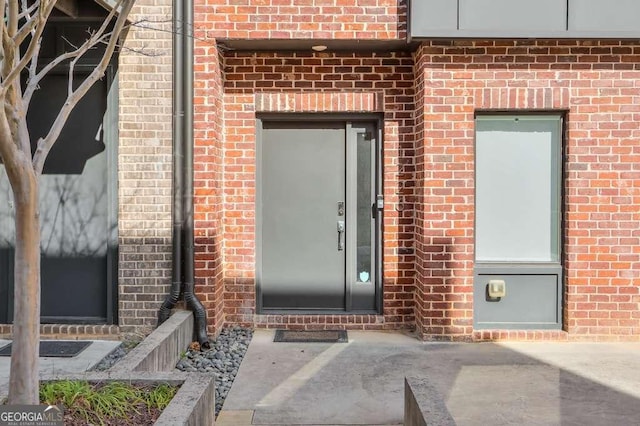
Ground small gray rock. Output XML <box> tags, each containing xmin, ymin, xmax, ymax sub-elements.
<box><xmin>175</xmin><ymin>327</ymin><xmax>253</xmax><ymax>416</ymax></box>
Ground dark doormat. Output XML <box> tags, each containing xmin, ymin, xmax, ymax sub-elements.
<box><xmin>274</xmin><ymin>330</ymin><xmax>348</xmax><ymax>343</ymax></box>
<box><xmin>0</xmin><ymin>340</ymin><xmax>91</xmax><ymax>357</ymax></box>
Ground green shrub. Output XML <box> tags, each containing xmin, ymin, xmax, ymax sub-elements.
<box><xmin>40</xmin><ymin>380</ymin><xmax>178</xmax><ymax>426</ymax></box>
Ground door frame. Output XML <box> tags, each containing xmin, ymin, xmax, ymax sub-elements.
<box><xmin>255</xmin><ymin>113</ymin><xmax>384</xmax><ymax>314</ymax></box>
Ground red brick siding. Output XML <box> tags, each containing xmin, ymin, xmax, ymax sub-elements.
<box><xmin>412</xmin><ymin>43</ymin><xmax>428</xmax><ymax>339</ymax></box>
<box><xmin>193</xmin><ymin>41</ymin><xmax>226</xmax><ymax>335</ymax></box>
<box><xmin>413</xmin><ymin>40</ymin><xmax>640</xmax><ymax>341</ymax></box>
<box><xmin>196</xmin><ymin>0</ymin><xmax>406</xmax><ymax>40</ymax></box>
<box><xmin>188</xmin><ymin>1</ymin><xmax>640</xmax><ymax>340</ymax></box>
<box><xmin>193</xmin><ymin>51</ymin><xmax>417</xmax><ymax>331</ymax></box>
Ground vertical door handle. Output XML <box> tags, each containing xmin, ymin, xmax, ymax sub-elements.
<box><xmin>337</xmin><ymin>221</ymin><xmax>345</xmax><ymax>251</ymax></box>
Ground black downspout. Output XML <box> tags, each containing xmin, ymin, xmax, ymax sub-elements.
<box><xmin>157</xmin><ymin>0</ymin><xmax>184</xmax><ymax>325</ymax></box>
<box><xmin>158</xmin><ymin>0</ymin><xmax>210</xmax><ymax>350</ymax></box>
<box><xmin>181</xmin><ymin>0</ymin><xmax>210</xmax><ymax>349</ymax></box>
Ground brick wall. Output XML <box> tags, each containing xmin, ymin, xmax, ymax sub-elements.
<box><xmin>196</xmin><ymin>0</ymin><xmax>406</xmax><ymax>40</ymax></box>
<box><xmin>413</xmin><ymin>40</ymin><xmax>640</xmax><ymax>341</ymax></box>
<box><xmin>193</xmin><ymin>37</ymin><xmax>226</xmax><ymax>334</ymax></box>
<box><xmin>117</xmin><ymin>3</ymin><xmax>640</xmax><ymax>341</ymax></box>
<box><xmin>118</xmin><ymin>0</ymin><xmax>173</xmax><ymax>337</ymax></box>
<box><xmin>191</xmin><ymin>51</ymin><xmax>417</xmax><ymax>331</ymax></box>
<box><xmin>412</xmin><ymin>43</ymin><xmax>429</xmax><ymax>339</ymax></box>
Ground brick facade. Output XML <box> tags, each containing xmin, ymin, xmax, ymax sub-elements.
<box><xmin>196</xmin><ymin>0</ymin><xmax>406</xmax><ymax>40</ymax></box>
<box><xmin>216</xmin><ymin>55</ymin><xmax>416</xmax><ymax>330</ymax></box>
<box><xmin>413</xmin><ymin>40</ymin><xmax>640</xmax><ymax>341</ymax></box>
<box><xmin>193</xmin><ymin>41</ymin><xmax>226</xmax><ymax>333</ymax></box>
<box><xmin>114</xmin><ymin>2</ymin><xmax>639</xmax><ymax>341</ymax></box>
<box><xmin>118</xmin><ymin>0</ymin><xmax>174</xmax><ymax>337</ymax></box>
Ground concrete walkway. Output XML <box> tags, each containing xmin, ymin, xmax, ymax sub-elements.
<box><xmin>218</xmin><ymin>330</ymin><xmax>640</xmax><ymax>426</ymax></box>
<box><xmin>0</xmin><ymin>339</ymin><xmax>120</xmax><ymax>401</ymax></box>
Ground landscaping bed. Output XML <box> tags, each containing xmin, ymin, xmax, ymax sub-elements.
<box><xmin>3</xmin><ymin>312</ymin><xmax>217</xmax><ymax>425</ymax></box>
<box><xmin>176</xmin><ymin>327</ymin><xmax>253</xmax><ymax>415</ymax></box>
<box><xmin>40</xmin><ymin>380</ymin><xmax>178</xmax><ymax>426</ymax></box>
<box><xmin>93</xmin><ymin>315</ymin><xmax>256</xmax><ymax>413</ymax></box>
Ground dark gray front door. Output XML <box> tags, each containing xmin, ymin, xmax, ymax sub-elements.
<box><xmin>259</xmin><ymin>121</ymin><xmax>378</xmax><ymax>312</ymax></box>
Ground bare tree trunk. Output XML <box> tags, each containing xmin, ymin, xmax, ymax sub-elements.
<box><xmin>8</xmin><ymin>168</ymin><xmax>40</xmax><ymax>405</ymax></box>
<box><xmin>0</xmin><ymin>0</ymin><xmax>134</xmax><ymax>404</ymax></box>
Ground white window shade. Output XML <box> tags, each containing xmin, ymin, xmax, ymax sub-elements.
<box><xmin>475</xmin><ymin>115</ymin><xmax>562</xmax><ymax>263</ymax></box>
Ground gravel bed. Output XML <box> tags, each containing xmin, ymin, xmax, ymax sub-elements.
<box><xmin>175</xmin><ymin>327</ymin><xmax>253</xmax><ymax>415</ymax></box>
<box><xmin>91</xmin><ymin>343</ymin><xmax>133</xmax><ymax>371</ymax></box>
<box><xmin>91</xmin><ymin>327</ymin><xmax>253</xmax><ymax>415</ymax></box>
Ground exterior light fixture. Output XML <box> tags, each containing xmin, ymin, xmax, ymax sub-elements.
<box><xmin>312</xmin><ymin>45</ymin><xmax>327</xmax><ymax>52</ymax></box>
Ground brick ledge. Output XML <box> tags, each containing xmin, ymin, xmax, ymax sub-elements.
<box><xmin>0</xmin><ymin>324</ymin><xmax>120</xmax><ymax>340</ymax></box>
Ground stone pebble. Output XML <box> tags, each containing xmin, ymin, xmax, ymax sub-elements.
<box><xmin>175</xmin><ymin>327</ymin><xmax>253</xmax><ymax>415</ymax></box>
<box><xmin>91</xmin><ymin>345</ymin><xmax>129</xmax><ymax>371</ymax></box>
<box><xmin>92</xmin><ymin>327</ymin><xmax>253</xmax><ymax>416</ymax></box>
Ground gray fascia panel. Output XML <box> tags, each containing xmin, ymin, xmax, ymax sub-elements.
<box><xmin>459</xmin><ymin>0</ymin><xmax>566</xmax><ymax>33</ymax></box>
<box><xmin>409</xmin><ymin>0</ymin><xmax>640</xmax><ymax>39</ymax></box>
<box><xmin>569</xmin><ymin>0</ymin><xmax>640</xmax><ymax>32</ymax></box>
<box><xmin>410</xmin><ymin>30</ymin><xmax>640</xmax><ymax>39</ymax></box>
<box><xmin>409</xmin><ymin>0</ymin><xmax>458</xmax><ymax>36</ymax></box>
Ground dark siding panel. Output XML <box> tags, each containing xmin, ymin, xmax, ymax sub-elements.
<box><xmin>409</xmin><ymin>0</ymin><xmax>458</xmax><ymax>35</ymax></box>
<box><xmin>569</xmin><ymin>0</ymin><xmax>640</xmax><ymax>32</ymax></box>
<box><xmin>459</xmin><ymin>0</ymin><xmax>566</xmax><ymax>32</ymax></box>
<box><xmin>409</xmin><ymin>0</ymin><xmax>640</xmax><ymax>38</ymax></box>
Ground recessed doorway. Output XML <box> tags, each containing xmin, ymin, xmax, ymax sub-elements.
<box><xmin>257</xmin><ymin>119</ymin><xmax>381</xmax><ymax>313</ymax></box>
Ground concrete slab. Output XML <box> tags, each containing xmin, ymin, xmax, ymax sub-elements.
<box><xmin>216</xmin><ymin>410</ymin><xmax>255</xmax><ymax>425</ymax></box>
<box><xmin>221</xmin><ymin>330</ymin><xmax>640</xmax><ymax>425</ymax></box>
<box><xmin>0</xmin><ymin>339</ymin><xmax>120</xmax><ymax>401</ymax></box>
<box><xmin>405</xmin><ymin>377</ymin><xmax>455</xmax><ymax>426</ymax></box>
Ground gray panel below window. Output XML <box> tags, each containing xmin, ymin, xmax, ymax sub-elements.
<box><xmin>474</xmin><ymin>273</ymin><xmax>561</xmax><ymax>329</ymax></box>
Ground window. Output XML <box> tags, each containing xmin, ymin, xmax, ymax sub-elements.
<box><xmin>473</xmin><ymin>114</ymin><xmax>563</xmax><ymax>330</ymax></box>
<box><xmin>475</xmin><ymin>115</ymin><xmax>562</xmax><ymax>263</ymax></box>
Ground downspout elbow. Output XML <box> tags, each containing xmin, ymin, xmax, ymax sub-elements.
<box><xmin>183</xmin><ymin>285</ymin><xmax>210</xmax><ymax>349</ymax></box>
<box><xmin>158</xmin><ymin>225</ymin><xmax>182</xmax><ymax>325</ymax></box>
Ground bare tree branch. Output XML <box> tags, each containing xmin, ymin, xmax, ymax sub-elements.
<box><xmin>2</xmin><ymin>1</ymin><xmax>57</xmax><ymax>89</ymax></box>
<box><xmin>0</xmin><ymin>1</ymin><xmax>7</xmax><ymax>64</ymax></box>
<box><xmin>14</xmin><ymin>18</ymin><xmax>38</xmax><ymax>46</ymax></box>
<box><xmin>3</xmin><ymin>2</ymin><xmax>19</xmax><ymax>99</ymax></box>
<box><xmin>21</xmin><ymin>0</ymin><xmax>41</xmax><ymax>130</ymax></box>
<box><xmin>32</xmin><ymin>0</ymin><xmax>134</xmax><ymax>175</ymax></box>
<box><xmin>17</xmin><ymin>0</ymin><xmax>39</xmax><ymax>19</ymax></box>
<box><xmin>14</xmin><ymin>0</ymin><xmax>41</xmax><ymax>45</ymax></box>
<box><xmin>1</xmin><ymin>1</ymin><xmax>20</xmax><ymax>82</ymax></box>
<box><xmin>67</xmin><ymin>58</ymin><xmax>75</xmax><ymax>98</ymax></box>
<box><xmin>23</xmin><ymin>25</ymin><xmax>118</xmax><ymax>111</ymax></box>
<box><xmin>24</xmin><ymin>56</ymin><xmax>40</xmax><ymax>112</ymax></box>
<box><xmin>23</xmin><ymin>15</ymin><xmax>168</xmax><ymax>108</ymax></box>
<box><xmin>1</xmin><ymin>28</ymin><xmax>13</xmax><ymax>81</ymax></box>
<box><xmin>133</xmin><ymin>17</ymin><xmax>214</xmax><ymax>45</ymax></box>
<box><xmin>0</xmin><ymin>96</ymin><xmax>19</xmax><ymax>170</ymax></box>
<box><xmin>24</xmin><ymin>0</ymin><xmax>124</xmax><ymax>107</ymax></box>
<box><xmin>8</xmin><ymin>1</ymin><xmax>19</xmax><ymax>37</ymax></box>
